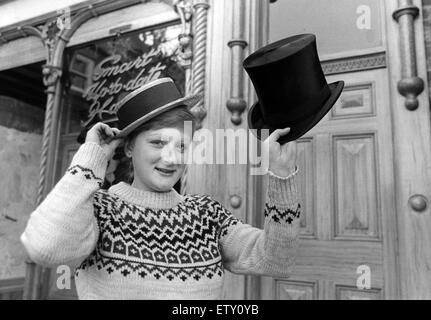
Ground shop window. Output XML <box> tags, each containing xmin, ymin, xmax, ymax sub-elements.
<box><xmin>69</xmin><ymin>54</ymin><xmax>95</xmax><ymax>94</ymax></box>
<box><xmin>62</xmin><ymin>23</ymin><xmax>185</xmax><ymax>135</ymax></box>
<box><xmin>60</xmin><ymin>22</ymin><xmax>186</xmax><ymax>190</ymax></box>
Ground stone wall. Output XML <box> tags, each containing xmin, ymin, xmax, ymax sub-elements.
<box><xmin>0</xmin><ymin>95</ymin><xmax>43</xmax><ymax>279</ymax></box>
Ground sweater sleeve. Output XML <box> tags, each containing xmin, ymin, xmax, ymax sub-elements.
<box><xmin>218</xmin><ymin>169</ymin><xmax>301</xmax><ymax>278</ymax></box>
<box><xmin>20</xmin><ymin>142</ymin><xmax>108</xmax><ymax>267</ymax></box>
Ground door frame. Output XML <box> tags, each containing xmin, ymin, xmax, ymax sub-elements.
<box><xmin>384</xmin><ymin>0</ymin><xmax>431</xmax><ymax>299</ymax></box>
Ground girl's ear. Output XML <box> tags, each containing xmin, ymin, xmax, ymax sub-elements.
<box><xmin>124</xmin><ymin>139</ymin><xmax>133</xmax><ymax>158</ymax></box>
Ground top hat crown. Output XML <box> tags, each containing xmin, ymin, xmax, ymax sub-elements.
<box><xmin>244</xmin><ymin>33</ymin><xmax>344</xmax><ymax>144</ymax></box>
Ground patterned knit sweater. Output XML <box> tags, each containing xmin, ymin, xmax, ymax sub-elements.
<box><xmin>20</xmin><ymin>142</ymin><xmax>301</xmax><ymax>299</ymax></box>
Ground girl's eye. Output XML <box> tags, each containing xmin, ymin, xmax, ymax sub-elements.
<box><xmin>150</xmin><ymin>140</ymin><xmax>165</xmax><ymax>147</ymax></box>
<box><xmin>177</xmin><ymin>144</ymin><xmax>186</xmax><ymax>153</ymax></box>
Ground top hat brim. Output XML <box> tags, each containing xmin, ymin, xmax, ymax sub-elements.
<box><xmin>248</xmin><ymin>80</ymin><xmax>345</xmax><ymax>144</ymax></box>
<box><xmin>114</xmin><ymin>93</ymin><xmax>202</xmax><ymax>139</ymax></box>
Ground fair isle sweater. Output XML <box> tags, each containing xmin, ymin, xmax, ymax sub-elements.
<box><xmin>20</xmin><ymin>142</ymin><xmax>301</xmax><ymax>300</ymax></box>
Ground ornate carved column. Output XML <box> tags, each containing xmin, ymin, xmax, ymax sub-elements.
<box><xmin>19</xmin><ymin>0</ymin><xmax>210</xmax><ymax>297</ymax></box>
<box><xmin>21</xmin><ymin>20</ymin><xmax>65</xmax><ymax>300</ymax></box>
<box><xmin>392</xmin><ymin>0</ymin><xmax>425</xmax><ymax>110</ymax></box>
<box><xmin>174</xmin><ymin>0</ymin><xmax>194</xmax><ymax>94</ymax></box>
<box><xmin>21</xmin><ymin>3</ymin><xmax>130</xmax><ymax>299</ymax></box>
<box><xmin>190</xmin><ymin>0</ymin><xmax>210</xmax><ymax>128</ymax></box>
<box><xmin>176</xmin><ymin>0</ymin><xmax>210</xmax><ymax>194</ymax></box>
<box><xmin>25</xmin><ymin>21</ymin><xmax>63</xmax><ymax>207</ymax></box>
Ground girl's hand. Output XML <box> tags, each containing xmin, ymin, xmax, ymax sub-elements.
<box><xmin>265</xmin><ymin>127</ymin><xmax>297</xmax><ymax>177</ymax></box>
<box><xmin>85</xmin><ymin>122</ymin><xmax>123</xmax><ymax>160</ymax></box>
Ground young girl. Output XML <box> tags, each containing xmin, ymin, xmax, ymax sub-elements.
<box><xmin>21</xmin><ymin>77</ymin><xmax>301</xmax><ymax>299</ymax></box>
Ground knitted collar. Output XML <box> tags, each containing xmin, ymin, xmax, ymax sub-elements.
<box><xmin>108</xmin><ymin>182</ymin><xmax>184</xmax><ymax>209</ymax></box>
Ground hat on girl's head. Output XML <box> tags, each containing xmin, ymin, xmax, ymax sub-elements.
<box><xmin>114</xmin><ymin>77</ymin><xmax>202</xmax><ymax>138</ymax></box>
<box><xmin>244</xmin><ymin>33</ymin><xmax>344</xmax><ymax>144</ymax></box>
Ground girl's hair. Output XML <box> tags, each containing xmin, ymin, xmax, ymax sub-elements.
<box><xmin>117</xmin><ymin>105</ymin><xmax>196</xmax><ymax>184</ymax></box>
<box><xmin>126</xmin><ymin>105</ymin><xmax>196</xmax><ymax>145</ymax></box>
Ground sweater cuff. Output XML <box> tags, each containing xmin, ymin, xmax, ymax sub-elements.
<box><xmin>267</xmin><ymin>167</ymin><xmax>299</xmax><ymax>207</ymax></box>
<box><xmin>69</xmin><ymin>142</ymin><xmax>109</xmax><ymax>179</ymax></box>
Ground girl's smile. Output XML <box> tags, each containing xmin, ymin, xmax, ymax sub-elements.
<box><xmin>155</xmin><ymin>167</ymin><xmax>177</xmax><ymax>176</ymax></box>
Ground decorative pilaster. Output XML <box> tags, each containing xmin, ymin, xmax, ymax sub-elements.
<box><xmin>20</xmin><ymin>19</ymin><xmax>64</xmax><ymax>300</ymax></box>
<box><xmin>175</xmin><ymin>0</ymin><xmax>194</xmax><ymax>195</ymax></box>
<box><xmin>179</xmin><ymin>0</ymin><xmax>210</xmax><ymax>195</ymax></box>
<box><xmin>174</xmin><ymin>0</ymin><xmax>194</xmax><ymax>94</ymax></box>
<box><xmin>190</xmin><ymin>0</ymin><xmax>210</xmax><ymax>128</ymax></box>
<box><xmin>392</xmin><ymin>0</ymin><xmax>425</xmax><ymax>110</ymax></box>
<box><xmin>22</xmin><ymin>4</ymin><xmax>107</xmax><ymax>299</ymax></box>
<box><xmin>175</xmin><ymin>0</ymin><xmax>193</xmax><ymax>63</ymax></box>
<box><xmin>226</xmin><ymin>0</ymin><xmax>248</xmax><ymax>125</ymax></box>
<box><xmin>22</xmin><ymin>19</ymin><xmax>63</xmax><ymax>213</ymax></box>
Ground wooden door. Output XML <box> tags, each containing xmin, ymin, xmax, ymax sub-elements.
<box><xmin>259</xmin><ymin>0</ymin><xmax>431</xmax><ymax>300</ymax></box>
<box><xmin>261</xmin><ymin>68</ymin><xmax>397</xmax><ymax>300</ymax></box>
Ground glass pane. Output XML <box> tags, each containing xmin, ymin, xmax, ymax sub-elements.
<box><xmin>269</xmin><ymin>0</ymin><xmax>382</xmax><ymax>58</ymax></box>
<box><xmin>71</xmin><ymin>58</ymin><xmax>87</xmax><ymax>74</ymax></box>
<box><xmin>70</xmin><ymin>74</ymin><xmax>87</xmax><ymax>91</ymax></box>
<box><xmin>62</xmin><ymin>23</ymin><xmax>185</xmax><ymax>134</ymax></box>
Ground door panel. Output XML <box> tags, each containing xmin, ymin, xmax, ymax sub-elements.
<box><xmin>261</xmin><ymin>68</ymin><xmax>396</xmax><ymax>299</ymax></box>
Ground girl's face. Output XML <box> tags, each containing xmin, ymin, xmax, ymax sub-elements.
<box><xmin>128</xmin><ymin>127</ymin><xmax>192</xmax><ymax>192</ymax></box>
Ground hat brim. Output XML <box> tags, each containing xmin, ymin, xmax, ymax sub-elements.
<box><xmin>114</xmin><ymin>93</ymin><xmax>202</xmax><ymax>139</ymax></box>
<box><xmin>248</xmin><ymin>81</ymin><xmax>344</xmax><ymax>144</ymax></box>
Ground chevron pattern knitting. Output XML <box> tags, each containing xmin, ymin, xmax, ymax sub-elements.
<box><xmin>264</xmin><ymin>203</ymin><xmax>301</xmax><ymax>224</ymax></box>
<box><xmin>75</xmin><ymin>192</ymin><xmax>235</xmax><ymax>282</ymax></box>
<box><xmin>66</xmin><ymin>165</ymin><xmax>104</xmax><ymax>187</ymax></box>
<box><xmin>211</xmin><ymin>199</ymin><xmax>241</xmax><ymax>238</ymax></box>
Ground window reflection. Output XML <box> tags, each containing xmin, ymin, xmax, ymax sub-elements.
<box><xmin>62</xmin><ymin>23</ymin><xmax>185</xmax><ymax>135</ymax></box>
<box><xmin>61</xmin><ymin>23</ymin><xmax>186</xmax><ymax>191</ymax></box>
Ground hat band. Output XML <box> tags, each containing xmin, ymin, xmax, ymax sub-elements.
<box><xmin>117</xmin><ymin>81</ymin><xmax>182</xmax><ymax>129</ymax></box>
<box><xmin>262</xmin><ymin>85</ymin><xmax>331</xmax><ymax>127</ymax></box>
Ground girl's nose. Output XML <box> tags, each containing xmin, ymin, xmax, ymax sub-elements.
<box><xmin>160</xmin><ymin>145</ymin><xmax>182</xmax><ymax>165</ymax></box>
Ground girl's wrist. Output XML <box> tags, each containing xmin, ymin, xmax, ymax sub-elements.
<box><xmin>70</xmin><ymin>142</ymin><xmax>109</xmax><ymax>178</ymax></box>
<box><xmin>268</xmin><ymin>165</ymin><xmax>297</xmax><ymax>178</ymax></box>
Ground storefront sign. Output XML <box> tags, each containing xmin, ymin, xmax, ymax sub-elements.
<box><xmin>82</xmin><ymin>47</ymin><xmax>166</xmax><ymax>126</ymax></box>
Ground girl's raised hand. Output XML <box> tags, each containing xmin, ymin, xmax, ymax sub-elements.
<box><xmin>85</xmin><ymin>122</ymin><xmax>123</xmax><ymax>159</ymax></box>
<box><xmin>265</xmin><ymin>127</ymin><xmax>297</xmax><ymax>177</ymax></box>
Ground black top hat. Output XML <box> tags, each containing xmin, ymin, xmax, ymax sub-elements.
<box><xmin>244</xmin><ymin>34</ymin><xmax>344</xmax><ymax>144</ymax></box>
<box><xmin>114</xmin><ymin>77</ymin><xmax>202</xmax><ymax>138</ymax></box>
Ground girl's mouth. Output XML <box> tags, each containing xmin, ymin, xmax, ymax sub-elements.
<box><xmin>155</xmin><ymin>167</ymin><xmax>176</xmax><ymax>176</ymax></box>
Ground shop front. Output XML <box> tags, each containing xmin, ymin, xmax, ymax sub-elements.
<box><xmin>1</xmin><ymin>0</ymin><xmax>431</xmax><ymax>300</ymax></box>
<box><xmin>0</xmin><ymin>0</ymin><xmax>213</xmax><ymax>300</ymax></box>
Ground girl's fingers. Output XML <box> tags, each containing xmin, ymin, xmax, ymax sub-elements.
<box><xmin>269</xmin><ymin>128</ymin><xmax>291</xmax><ymax>143</ymax></box>
<box><xmin>111</xmin><ymin>128</ymin><xmax>123</xmax><ymax>140</ymax></box>
<box><xmin>104</xmin><ymin>125</ymin><xmax>114</xmax><ymax>137</ymax></box>
<box><xmin>91</xmin><ymin>123</ymin><xmax>124</xmax><ymax>143</ymax></box>
<box><xmin>98</xmin><ymin>123</ymin><xmax>117</xmax><ymax>139</ymax></box>
<box><xmin>110</xmin><ymin>138</ymin><xmax>123</xmax><ymax>149</ymax></box>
